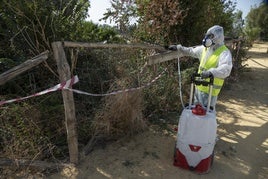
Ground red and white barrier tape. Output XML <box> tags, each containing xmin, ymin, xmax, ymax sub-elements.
<box><xmin>0</xmin><ymin>76</ymin><xmax>79</xmax><ymax>106</ymax></box>
<box><xmin>66</xmin><ymin>68</ymin><xmax>167</xmax><ymax>97</ymax></box>
<box><xmin>0</xmin><ymin>67</ymin><xmax>167</xmax><ymax>105</ymax></box>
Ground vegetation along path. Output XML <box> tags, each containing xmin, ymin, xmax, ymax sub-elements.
<box><xmin>50</xmin><ymin>42</ymin><xmax>268</xmax><ymax>179</ymax></box>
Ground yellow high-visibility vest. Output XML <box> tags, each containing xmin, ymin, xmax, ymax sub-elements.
<box><xmin>197</xmin><ymin>45</ymin><xmax>228</xmax><ymax>96</ymax></box>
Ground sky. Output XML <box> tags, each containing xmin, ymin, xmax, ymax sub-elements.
<box><xmin>235</xmin><ymin>0</ymin><xmax>263</xmax><ymax>18</ymax></box>
<box><xmin>87</xmin><ymin>0</ymin><xmax>264</xmax><ymax>25</ymax></box>
<box><xmin>87</xmin><ymin>0</ymin><xmax>113</xmax><ymax>25</ymax></box>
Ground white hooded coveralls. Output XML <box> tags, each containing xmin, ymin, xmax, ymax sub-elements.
<box><xmin>177</xmin><ymin>25</ymin><xmax>233</xmax><ymax>109</ymax></box>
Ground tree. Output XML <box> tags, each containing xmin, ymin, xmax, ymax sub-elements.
<box><xmin>104</xmin><ymin>0</ymin><xmax>235</xmax><ymax>45</ymax></box>
<box><xmin>166</xmin><ymin>0</ymin><xmax>235</xmax><ymax>45</ymax></box>
<box><xmin>101</xmin><ymin>0</ymin><xmax>138</xmax><ymax>33</ymax></box>
<box><xmin>74</xmin><ymin>21</ymin><xmax>124</xmax><ymax>43</ymax></box>
<box><xmin>0</xmin><ymin>0</ymin><xmax>93</xmax><ymax>98</ymax></box>
<box><xmin>0</xmin><ymin>0</ymin><xmax>92</xmax><ymax>88</ymax></box>
<box><xmin>135</xmin><ymin>0</ymin><xmax>187</xmax><ymax>45</ymax></box>
<box><xmin>232</xmin><ymin>10</ymin><xmax>244</xmax><ymax>38</ymax></box>
<box><xmin>0</xmin><ymin>0</ymin><xmax>90</xmax><ymax>58</ymax></box>
<box><xmin>256</xmin><ymin>3</ymin><xmax>268</xmax><ymax>40</ymax></box>
<box><xmin>245</xmin><ymin>3</ymin><xmax>268</xmax><ymax>41</ymax></box>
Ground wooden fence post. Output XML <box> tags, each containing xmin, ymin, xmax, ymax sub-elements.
<box><xmin>0</xmin><ymin>51</ymin><xmax>49</xmax><ymax>85</ymax></box>
<box><xmin>52</xmin><ymin>42</ymin><xmax>78</xmax><ymax>164</ymax></box>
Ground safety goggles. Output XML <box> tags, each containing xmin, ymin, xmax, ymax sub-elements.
<box><xmin>204</xmin><ymin>33</ymin><xmax>214</xmax><ymax>39</ymax></box>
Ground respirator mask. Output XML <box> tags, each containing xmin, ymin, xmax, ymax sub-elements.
<box><xmin>202</xmin><ymin>33</ymin><xmax>214</xmax><ymax>47</ymax></box>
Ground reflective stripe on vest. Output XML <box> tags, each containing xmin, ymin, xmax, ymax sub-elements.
<box><xmin>197</xmin><ymin>45</ymin><xmax>228</xmax><ymax>96</ymax></box>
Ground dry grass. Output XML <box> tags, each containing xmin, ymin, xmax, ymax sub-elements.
<box><xmin>92</xmin><ymin>80</ymin><xmax>146</xmax><ymax>139</ymax></box>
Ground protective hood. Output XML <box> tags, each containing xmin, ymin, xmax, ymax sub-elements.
<box><xmin>202</xmin><ymin>25</ymin><xmax>224</xmax><ymax>47</ymax></box>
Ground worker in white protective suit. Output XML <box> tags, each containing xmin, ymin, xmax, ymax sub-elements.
<box><xmin>169</xmin><ymin>25</ymin><xmax>233</xmax><ymax>110</ymax></box>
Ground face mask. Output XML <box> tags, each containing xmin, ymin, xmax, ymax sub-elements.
<box><xmin>202</xmin><ymin>34</ymin><xmax>214</xmax><ymax>47</ymax></box>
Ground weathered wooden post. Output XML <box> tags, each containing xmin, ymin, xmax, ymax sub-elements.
<box><xmin>52</xmin><ymin>42</ymin><xmax>78</xmax><ymax>164</ymax></box>
<box><xmin>0</xmin><ymin>51</ymin><xmax>49</xmax><ymax>85</ymax></box>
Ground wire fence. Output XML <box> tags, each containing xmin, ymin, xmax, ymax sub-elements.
<box><xmin>0</xmin><ymin>63</ymin><xmax>68</xmax><ymax>162</ymax></box>
<box><xmin>0</xmin><ymin>44</ymin><xmax>181</xmax><ymax>164</ymax></box>
<box><xmin>66</xmin><ymin>47</ymin><xmax>177</xmax><ymax>144</ymax></box>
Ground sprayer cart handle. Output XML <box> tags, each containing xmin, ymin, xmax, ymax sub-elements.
<box><xmin>188</xmin><ymin>73</ymin><xmax>214</xmax><ymax>111</ymax></box>
<box><xmin>191</xmin><ymin>73</ymin><xmax>214</xmax><ymax>86</ymax></box>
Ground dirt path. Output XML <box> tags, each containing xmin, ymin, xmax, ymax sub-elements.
<box><xmin>50</xmin><ymin>42</ymin><xmax>268</xmax><ymax>179</ymax></box>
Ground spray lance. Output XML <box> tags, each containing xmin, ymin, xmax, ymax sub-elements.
<box><xmin>145</xmin><ymin>42</ymin><xmax>200</xmax><ymax>110</ymax></box>
<box><xmin>177</xmin><ymin>56</ymin><xmax>184</xmax><ymax>109</ymax></box>
<box><xmin>167</xmin><ymin>44</ymin><xmax>200</xmax><ymax>109</ymax></box>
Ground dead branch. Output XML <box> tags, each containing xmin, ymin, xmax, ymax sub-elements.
<box><xmin>147</xmin><ymin>50</ymin><xmax>178</xmax><ymax>65</ymax></box>
<box><xmin>0</xmin><ymin>51</ymin><xmax>49</xmax><ymax>85</ymax></box>
<box><xmin>63</xmin><ymin>41</ymin><xmax>165</xmax><ymax>51</ymax></box>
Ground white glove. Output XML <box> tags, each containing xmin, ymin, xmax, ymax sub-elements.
<box><xmin>176</xmin><ymin>44</ymin><xmax>183</xmax><ymax>51</ymax></box>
